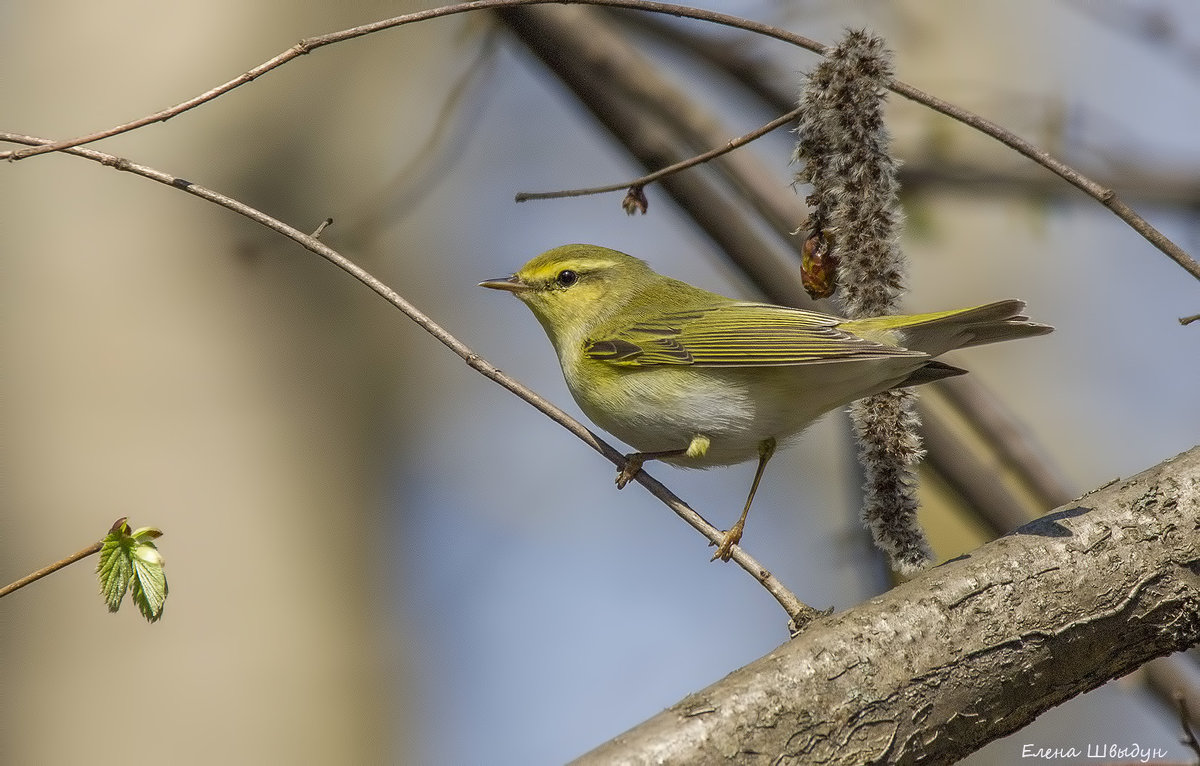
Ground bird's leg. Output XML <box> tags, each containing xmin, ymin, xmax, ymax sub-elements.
<box><xmin>615</xmin><ymin>434</ymin><xmax>710</xmax><ymax>489</ymax></box>
<box><xmin>712</xmin><ymin>437</ymin><xmax>776</xmax><ymax>562</ymax></box>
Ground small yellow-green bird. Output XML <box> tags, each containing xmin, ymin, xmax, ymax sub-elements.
<box><xmin>481</xmin><ymin>244</ymin><xmax>1051</xmax><ymax>561</ymax></box>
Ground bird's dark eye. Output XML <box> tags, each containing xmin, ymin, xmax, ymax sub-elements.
<box><xmin>555</xmin><ymin>269</ymin><xmax>579</xmax><ymax>288</ymax></box>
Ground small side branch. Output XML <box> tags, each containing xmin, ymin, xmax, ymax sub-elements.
<box><xmin>0</xmin><ymin>541</ymin><xmax>104</xmax><ymax>599</ymax></box>
<box><xmin>514</xmin><ymin>105</ymin><xmax>803</xmax><ymax>204</ymax></box>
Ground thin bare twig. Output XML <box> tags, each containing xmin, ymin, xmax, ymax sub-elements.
<box><xmin>0</xmin><ymin>541</ymin><xmax>104</xmax><ymax>599</ymax></box>
<box><xmin>1</xmin><ymin>0</ymin><xmax>1193</xmax><ymax>280</ymax></box>
<box><xmin>514</xmin><ymin>105</ymin><xmax>803</xmax><ymax>202</ymax></box>
<box><xmin>0</xmin><ymin>130</ymin><xmax>818</xmax><ymax>629</ymax></box>
<box><xmin>310</xmin><ymin>217</ymin><xmax>334</xmax><ymax>239</ymax></box>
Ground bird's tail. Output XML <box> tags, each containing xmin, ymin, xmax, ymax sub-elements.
<box><xmin>843</xmin><ymin>300</ymin><xmax>1054</xmax><ymax>358</ymax></box>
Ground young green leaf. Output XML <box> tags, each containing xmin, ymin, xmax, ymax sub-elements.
<box><xmin>95</xmin><ymin>517</ymin><xmax>168</xmax><ymax>622</ymax></box>
<box><xmin>131</xmin><ymin>542</ymin><xmax>168</xmax><ymax>623</ymax></box>
<box><xmin>97</xmin><ymin>520</ymin><xmax>134</xmax><ymax>613</ymax></box>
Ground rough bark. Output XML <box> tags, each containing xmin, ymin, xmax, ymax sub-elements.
<box><xmin>575</xmin><ymin>447</ymin><xmax>1200</xmax><ymax>765</ymax></box>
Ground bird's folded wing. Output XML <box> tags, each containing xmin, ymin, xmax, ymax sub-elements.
<box><xmin>584</xmin><ymin>302</ymin><xmax>927</xmax><ymax>367</ymax></box>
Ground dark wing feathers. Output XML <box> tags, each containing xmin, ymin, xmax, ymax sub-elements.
<box><xmin>584</xmin><ymin>303</ymin><xmax>925</xmax><ymax>367</ymax></box>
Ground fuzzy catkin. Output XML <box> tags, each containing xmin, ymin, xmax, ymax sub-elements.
<box><xmin>795</xmin><ymin>29</ymin><xmax>932</xmax><ymax>575</ymax></box>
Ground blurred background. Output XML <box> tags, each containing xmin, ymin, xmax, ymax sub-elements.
<box><xmin>2</xmin><ymin>1</ymin><xmax>1197</xmax><ymax>764</ymax></box>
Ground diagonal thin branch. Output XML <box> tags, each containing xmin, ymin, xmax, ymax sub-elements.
<box><xmin>0</xmin><ymin>0</ymin><xmax>1193</xmax><ymax>280</ymax></box>
<box><xmin>0</xmin><ymin>130</ymin><xmax>818</xmax><ymax>629</ymax></box>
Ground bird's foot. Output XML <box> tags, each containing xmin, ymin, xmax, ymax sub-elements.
<box><xmin>710</xmin><ymin>520</ymin><xmax>745</xmax><ymax>562</ymax></box>
<box><xmin>615</xmin><ymin>455</ymin><xmax>644</xmax><ymax>489</ymax></box>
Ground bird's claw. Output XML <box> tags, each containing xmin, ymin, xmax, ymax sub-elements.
<box><xmin>615</xmin><ymin>456</ymin><xmax>643</xmax><ymax>489</ymax></box>
<box><xmin>710</xmin><ymin>521</ymin><xmax>744</xmax><ymax>562</ymax></box>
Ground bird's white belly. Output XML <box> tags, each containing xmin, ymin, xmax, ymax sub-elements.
<box><xmin>566</xmin><ymin>360</ymin><xmax>922</xmax><ymax>467</ymax></box>
<box><xmin>569</xmin><ymin>368</ymin><xmax>807</xmax><ymax>466</ymax></box>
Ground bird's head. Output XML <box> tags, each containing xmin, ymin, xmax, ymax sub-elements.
<box><xmin>480</xmin><ymin>244</ymin><xmax>653</xmax><ymax>350</ymax></box>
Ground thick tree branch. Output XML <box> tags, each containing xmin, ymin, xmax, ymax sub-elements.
<box><xmin>575</xmin><ymin>446</ymin><xmax>1200</xmax><ymax>765</ymax></box>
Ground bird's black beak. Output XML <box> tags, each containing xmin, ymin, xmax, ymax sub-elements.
<box><xmin>478</xmin><ymin>274</ymin><xmax>532</xmax><ymax>293</ymax></box>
